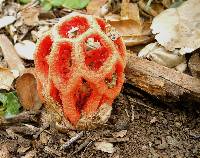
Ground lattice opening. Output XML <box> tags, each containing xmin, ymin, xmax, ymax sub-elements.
<box><xmin>74</xmin><ymin>79</ymin><xmax>92</xmax><ymax>113</ymax></box>
<box><xmin>114</xmin><ymin>38</ymin><xmax>125</xmax><ymax>59</ymax></box>
<box><xmin>54</xmin><ymin>42</ymin><xmax>72</xmax><ymax>82</ymax></box>
<box><xmin>49</xmin><ymin>81</ymin><xmax>62</xmax><ymax>105</ymax></box>
<box><xmin>96</xmin><ymin>18</ymin><xmax>106</xmax><ymax>32</ymax></box>
<box><xmin>58</xmin><ymin>16</ymin><xmax>89</xmax><ymax>38</ymax></box>
<box><xmin>83</xmin><ymin>34</ymin><xmax>112</xmax><ymax>71</ymax></box>
<box><xmin>35</xmin><ymin>35</ymin><xmax>53</xmax><ymax>76</ymax></box>
<box><xmin>105</xmin><ymin>73</ymin><xmax>117</xmax><ymax>89</ymax></box>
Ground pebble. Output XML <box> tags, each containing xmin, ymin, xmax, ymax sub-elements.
<box><xmin>175</xmin><ymin>122</ymin><xmax>182</xmax><ymax>128</ymax></box>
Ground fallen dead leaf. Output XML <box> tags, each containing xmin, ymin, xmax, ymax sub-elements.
<box><xmin>86</xmin><ymin>0</ymin><xmax>108</xmax><ymax>16</ymax></box>
<box><xmin>121</xmin><ymin>1</ymin><xmax>141</xmax><ymax>25</ymax></box>
<box><xmin>151</xmin><ymin>0</ymin><xmax>200</xmax><ymax>54</ymax></box>
<box><xmin>15</xmin><ymin>40</ymin><xmax>36</xmax><ymax>60</ymax></box>
<box><xmin>0</xmin><ymin>67</ymin><xmax>15</xmax><ymax>90</ymax></box>
<box><xmin>95</xmin><ymin>141</ymin><xmax>115</xmax><ymax>154</ymax></box>
<box><xmin>138</xmin><ymin>0</ymin><xmax>165</xmax><ymax>17</ymax></box>
<box><xmin>0</xmin><ymin>16</ymin><xmax>16</xmax><ymax>29</ymax></box>
<box><xmin>106</xmin><ymin>15</ymin><xmax>142</xmax><ymax>36</ymax></box>
<box><xmin>150</xmin><ymin>117</ymin><xmax>157</xmax><ymax>124</ymax></box>
<box><xmin>105</xmin><ymin>1</ymin><xmax>153</xmax><ymax>46</ymax></box>
<box><xmin>19</xmin><ymin>7</ymin><xmax>40</xmax><ymax>26</ymax></box>
<box><xmin>21</xmin><ymin>150</ymin><xmax>36</xmax><ymax>158</ymax></box>
<box><xmin>0</xmin><ymin>34</ymin><xmax>25</xmax><ymax>74</ymax></box>
<box><xmin>15</xmin><ymin>70</ymin><xmax>42</xmax><ymax>110</ymax></box>
<box><xmin>123</xmin><ymin>35</ymin><xmax>154</xmax><ymax>46</ymax></box>
<box><xmin>138</xmin><ymin>42</ymin><xmax>186</xmax><ymax>70</ymax></box>
<box><xmin>17</xmin><ymin>146</ymin><xmax>31</xmax><ymax>154</ymax></box>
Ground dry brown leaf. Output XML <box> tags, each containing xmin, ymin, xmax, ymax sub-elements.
<box><xmin>108</xmin><ymin>19</ymin><xmax>142</xmax><ymax>36</ymax></box>
<box><xmin>95</xmin><ymin>141</ymin><xmax>115</xmax><ymax>153</ymax></box>
<box><xmin>16</xmin><ymin>70</ymin><xmax>42</xmax><ymax>110</ymax></box>
<box><xmin>0</xmin><ymin>67</ymin><xmax>15</xmax><ymax>90</ymax></box>
<box><xmin>138</xmin><ymin>0</ymin><xmax>165</xmax><ymax>17</ymax></box>
<box><xmin>0</xmin><ymin>34</ymin><xmax>25</xmax><ymax>73</ymax></box>
<box><xmin>123</xmin><ymin>35</ymin><xmax>154</xmax><ymax>46</ymax></box>
<box><xmin>121</xmin><ymin>2</ymin><xmax>141</xmax><ymax>25</ymax></box>
<box><xmin>86</xmin><ymin>0</ymin><xmax>108</xmax><ymax>16</ymax></box>
<box><xmin>105</xmin><ymin>1</ymin><xmax>153</xmax><ymax>46</ymax></box>
<box><xmin>151</xmin><ymin>0</ymin><xmax>200</xmax><ymax>54</ymax></box>
<box><xmin>19</xmin><ymin>7</ymin><xmax>39</xmax><ymax>26</ymax></box>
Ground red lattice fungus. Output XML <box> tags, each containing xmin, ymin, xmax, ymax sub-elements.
<box><xmin>34</xmin><ymin>13</ymin><xmax>126</xmax><ymax>129</ymax></box>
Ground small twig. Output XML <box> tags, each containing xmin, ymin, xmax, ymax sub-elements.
<box><xmin>81</xmin><ymin>140</ymin><xmax>93</xmax><ymax>158</ymax></box>
<box><xmin>61</xmin><ymin>131</ymin><xmax>84</xmax><ymax>150</ymax></box>
<box><xmin>100</xmin><ymin>137</ymin><xmax>130</xmax><ymax>143</ymax></box>
<box><xmin>4</xmin><ymin>111</ymin><xmax>40</xmax><ymax>124</ymax></box>
<box><xmin>72</xmin><ymin>139</ymin><xmax>93</xmax><ymax>155</ymax></box>
<box><xmin>131</xmin><ymin>104</ymin><xmax>135</xmax><ymax>122</ymax></box>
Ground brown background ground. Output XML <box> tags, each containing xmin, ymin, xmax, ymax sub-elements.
<box><xmin>0</xmin><ymin>84</ymin><xmax>199</xmax><ymax>158</ymax></box>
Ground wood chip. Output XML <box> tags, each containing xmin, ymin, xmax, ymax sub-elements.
<box><xmin>125</xmin><ymin>53</ymin><xmax>200</xmax><ymax>102</ymax></box>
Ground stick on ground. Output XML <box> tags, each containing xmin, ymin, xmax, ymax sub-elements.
<box><xmin>125</xmin><ymin>53</ymin><xmax>200</xmax><ymax>103</ymax></box>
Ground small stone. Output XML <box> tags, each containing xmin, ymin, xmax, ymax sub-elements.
<box><xmin>150</xmin><ymin>117</ymin><xmax>157</xmax><ymax>124</ymax></box>
<box><xmin>141</xmin><ymin>145</ymin><xmax>148</xmax><ymax>150</ymax></box>
<box><xmin>149</xmin><ymin>142</ymin><xmax>153</xmax><ymax>147</ymax></box>
<box><xmin>175</xmin><ymin>122</ymin><xmax>182</xmax><ymax>128</ymax></box>
<box><xmin>17</xmin><ymin>146</ymin><xmax>30</xmax><ymax>154</ymax></box>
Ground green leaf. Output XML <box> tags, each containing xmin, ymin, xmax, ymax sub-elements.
<box><xmin>51</xmin><ymin>0</ymin><xmax>65</xmax><ymax>7</ymax></box>
<box><xmin>39</xmin><ymin>0</ymin><xmax>53</xmax><ymax>11</ymax></box>
<box><xmin>39</xmin><ymin>0</ymin><xmax>90</xmax><ymax>11</ymax></box>
<box><xmin>43</xmin><ymin>2</ymin><xmax>53</xmax><ymax>11</ymax></box>
<box><xmin>19</xmin><ymin>0</ymin><xmax>32</xmax><ymax>4</ymax></box>
<box><xmin>62</xmin><ymin>0</ymin><xmax>91</xmax><ymax>9</ymax></box>
<box><xmin>0</xmin><ymin>92</ymin><xmax>21</xmax><ymax>118</ymax></box>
